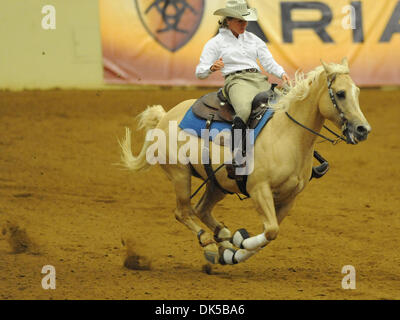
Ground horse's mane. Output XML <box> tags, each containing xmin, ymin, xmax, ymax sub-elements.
<box><xmin>270</xmin><ymin>63</ymin><xmax>349</xmax><ymax>112</ymax></box>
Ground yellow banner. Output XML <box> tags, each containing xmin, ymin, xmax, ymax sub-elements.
<box><xmin>100</xmin><ymin>0</ymin><xmax>400</xmax><ymax>86</ymax></box>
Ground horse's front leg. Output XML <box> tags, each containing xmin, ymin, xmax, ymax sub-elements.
<box><xmin>219</xmin><ymin>183</ymin><xmax>278</xmax><ymax>265</ymax></box>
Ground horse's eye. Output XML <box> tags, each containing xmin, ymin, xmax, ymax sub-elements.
<box><xmin>336</xmin><ymin>90</ymin><xmax>346</xmax><ymax>99</ymax></box>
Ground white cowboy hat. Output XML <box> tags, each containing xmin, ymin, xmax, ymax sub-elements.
<box><xmin>214</xmin><ymin>0</ymin><xmax>258</xmax><ymax>21</ymax></box>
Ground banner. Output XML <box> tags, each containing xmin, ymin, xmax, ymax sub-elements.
<box><xmin>99</xmin><ymin>0</ymin><xmax>400</xmax><ymax>86</ymax></box>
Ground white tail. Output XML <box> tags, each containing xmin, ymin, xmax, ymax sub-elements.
<box><xmin>119</xmin><ymin>105</ymin><xmax>166</xmax><ymax>172</ymax></box>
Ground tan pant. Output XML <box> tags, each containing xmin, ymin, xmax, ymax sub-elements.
<box><xmin>224</xmin><ymin>72</ymin><xmax>272</xmax><ymax>123</ymax></box>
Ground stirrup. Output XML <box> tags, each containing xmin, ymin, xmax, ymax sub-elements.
<box><xmin>226</xmin><ymin>162</ymin><xmax>246</xmax><ymax>181</ymax></box>
<box><xmin>311</xmin><ymin>162</ymin><xmax>329</xmax><ymax>179</ymax></box>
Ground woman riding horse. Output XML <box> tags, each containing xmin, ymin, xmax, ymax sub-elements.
<box><xmin>120</xmin><ymin>58</ymin><xmax>371</xmax><ymax>265</ymax></box>
<box><xmin>119</xmin><ymin>1</ymin><xmax>372</xmax><ymax>266</ymax></box>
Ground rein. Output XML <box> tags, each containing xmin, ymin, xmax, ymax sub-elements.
<box><xmin>285</xmin><ymin>112</ymin><xmax>345</xmax><ymax>145</ymax></box>
<box><xmin>285</xmin><ymin>73</ymin><xmax>347</xmax><ymax>145</ymax></box>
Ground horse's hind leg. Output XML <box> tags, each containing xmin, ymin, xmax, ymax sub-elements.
<box><xmin>193</xmin><ymin>183</ymin><xmax>234</xmax><ymax>250</ymax></box>
<box><xmin>164</xmin><ymin>165</ymin><xmax>220</xmax><ymax>264</ymax></box>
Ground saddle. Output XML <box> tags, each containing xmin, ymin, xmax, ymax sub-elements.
<box><xmin>191</xmin><ymin>84</ymin><xmax>278</xmax><ymax>128</ymax></box>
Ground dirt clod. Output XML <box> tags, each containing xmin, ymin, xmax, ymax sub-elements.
<box><xmin>122</xmin><ymin>238</ymin><xmax>152</xmax><ymax>271</ymax></box>
<box><xmin>2</xmin><ymin>221</ymin><xmax>38</xmax><ymax>254</ymax></box>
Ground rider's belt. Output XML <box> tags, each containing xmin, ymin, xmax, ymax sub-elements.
<box><xmin>224</xmin><ymin>68</ymin><xmax>259</xmax><ymax>79</ymax></box>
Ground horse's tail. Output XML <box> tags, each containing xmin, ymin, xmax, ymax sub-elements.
<box><xmin>119</xmin><ymin>105</ymin><xmax>166</xmax><ymax>172</ymax></box>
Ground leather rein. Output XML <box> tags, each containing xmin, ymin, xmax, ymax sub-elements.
<box><xmin>285</xmin><ymin>74</ymin><xmax>348</xmax><ymax>145</ymax></box>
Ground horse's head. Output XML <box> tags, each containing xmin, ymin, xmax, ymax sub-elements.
<box><xmin>319</xmin><ymin>58</ymin><xmax>371</xmax><ymax>144</ymax></box>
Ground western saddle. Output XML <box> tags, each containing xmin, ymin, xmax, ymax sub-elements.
<box><xmin>191</xmin><ymin>84</ymin><xmax>278</xmax><ymax>129</ymax></box>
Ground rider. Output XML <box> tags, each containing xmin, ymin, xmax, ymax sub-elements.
<box><xmin>195</xmin><ymin>0</ymin><xmax>290</xmax><ymax>168</ymax></box>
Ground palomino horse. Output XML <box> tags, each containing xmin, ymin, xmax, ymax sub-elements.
<box><xmin>119</xmin><ymin>58</ymin><xmax>371</xmax><ymax>266</ymax></box>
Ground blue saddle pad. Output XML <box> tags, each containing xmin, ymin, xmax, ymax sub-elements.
<box><xmin>179</xmin><ymin>107</ymin><xmax>275</xmax><ymax>142</ymax></box>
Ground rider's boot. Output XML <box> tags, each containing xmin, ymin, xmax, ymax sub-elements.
<box><xmin>228</xmin><ymin>116</ymin><xmax>248</xmax><ymax>180</ymax></box>
<box><xmin>311</xmin><ymin>151</ymin><xmax>330</xmax><ymax>179</ymax></box>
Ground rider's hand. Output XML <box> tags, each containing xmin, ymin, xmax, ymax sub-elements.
<box><xmin>281</xmin><ymin>73</ymin><xmax>291</xmax><ymax>84</ymax></box>
<box><xmin>210</xmin><ymin>58</ymin><xmax>224</xmax><ymax>72</ymax></box>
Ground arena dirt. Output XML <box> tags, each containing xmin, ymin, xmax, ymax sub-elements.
<box><xmin>0</xmin><ymin>88</ymin><xmax>399</xmax><ymax>300</ymax></box>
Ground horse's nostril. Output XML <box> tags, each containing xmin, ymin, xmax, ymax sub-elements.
<box><xmin>356</xmin><ymin>125</ymin><xmax>368</xmax><ymax>135</ymax></box>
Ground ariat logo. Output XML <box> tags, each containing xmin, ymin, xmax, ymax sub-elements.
<box><xmin>135</xmin><ymin>0</ymin><xmax>205</xmax><ymax>52</ymax></box>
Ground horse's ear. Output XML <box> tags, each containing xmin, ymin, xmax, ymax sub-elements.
<box><xmin>321</xmin><ymin>59</ymin><xmax>332</xmax><ymax>75</ymax></box>
<box><xmin>341</xmin><ymin>57</ymin><xmax>349</xmax><ymax>68</ymax></box>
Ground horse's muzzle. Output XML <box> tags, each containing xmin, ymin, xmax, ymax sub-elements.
<box><xmin>344</xmin><ymin>122</ymin><xmax>371</xmax><ymax>144</ymax></box>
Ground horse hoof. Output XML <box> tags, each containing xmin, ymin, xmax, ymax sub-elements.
<box><xmin>218</xmin><ymin>247</ymin><xmax>238</xmax><ymax>265</ymax></box>
<box><xmin>219</xmin><ymin>240</ymin><xmax>234</xmax><ymax>250</ymax></box>
<box><xmin>204</xmin><ymin>249</ymin><xmax>219</xmax><ymax>264</ymax></box>
<box><xmin>232</xmin><ymin>228</ymin><xmax>250</xmax><ymax>249</ymax></box>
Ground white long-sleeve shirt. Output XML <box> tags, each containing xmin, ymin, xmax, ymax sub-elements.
<box><xmin>196</xmin><ymin>28</ymin><xmax>286</xmax><ymax>79</ymax></box>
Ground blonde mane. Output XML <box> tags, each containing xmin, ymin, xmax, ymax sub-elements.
<box><xmin>270</xmin><ymin>63</ymin><xmax>350</xmax><ymax>113</ymax></box>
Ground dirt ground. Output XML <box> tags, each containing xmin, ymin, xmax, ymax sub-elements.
<box><xmin>0</xmin><ymin>88</ymin><xmax>399</xmax><ymax>300</ymax></box>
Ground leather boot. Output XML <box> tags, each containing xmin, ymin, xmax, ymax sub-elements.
<box><xmin>311</xmin><ymin>151</ymin><xmax>330</xmax><ymax>180</ymax></box>
<box><xmin>231</xmin><ymin>116</ymin><xmax>248</xmax><ymax>165</ymax></box>
<box><xmin>227</xmin><ymin>116</ymin><xmax>248</xmax><ymax>180</ymax></box>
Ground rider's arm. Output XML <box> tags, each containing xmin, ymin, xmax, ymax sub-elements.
<box><xmin>195</xmin><ymin>38</ymin><xmax>220</xmax><ymax>79</ymax></box>
<box><xmin>256</xmin><ymin>38</ymin><xmax>286</xmax><ymax>79</ymax></box>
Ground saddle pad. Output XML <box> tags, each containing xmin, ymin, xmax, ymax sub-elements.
<box><xmin>179</xmin><ymin>106</ymin><xmax>275</xmax><ymax>141</ymax></box>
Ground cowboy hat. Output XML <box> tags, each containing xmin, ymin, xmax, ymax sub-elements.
<box><xmin>214</xmin><ymin>0</ymin><xmax>258</xmax><ymax>21</ymax></box>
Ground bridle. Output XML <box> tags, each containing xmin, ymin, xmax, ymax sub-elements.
<box><xmin>327</xmin><ymin>73</ymin><xmax>349</xmax><ymax>134</ymax></box>
<box><xmin>285</xmin><ymin>73</ymin><xmax>348</xmax><ymax>145</ymax></box>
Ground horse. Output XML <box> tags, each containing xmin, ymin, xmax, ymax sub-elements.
<box><xmin>119</xmin><ymin>58</ymin><xmax>371</xmax><ymax>266</ymax></box>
